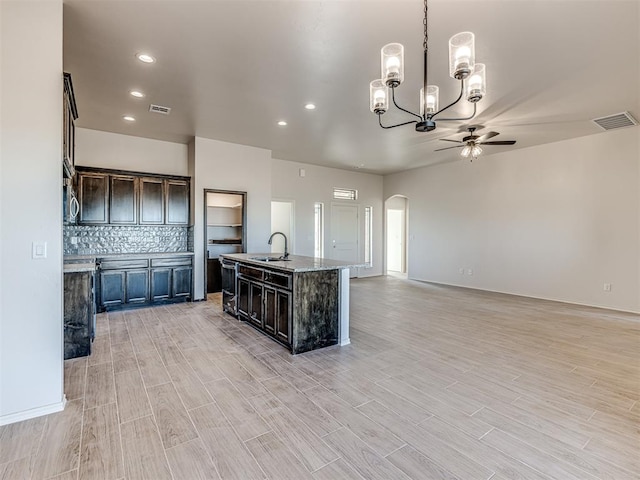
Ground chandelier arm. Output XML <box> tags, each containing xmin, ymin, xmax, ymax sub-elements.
<box><xmin>429</xmin><ymin>79</ymin><xmax>465</xmax><ymax>119</ymax></box>
<box><xmin>391</xmin><ymin>87</ymin><xmax>422</xmax><ymax>120</ymax></box>
<box><xmin>434</xmin><ymin>102</ymin><xmax>477</xmax><ymax>122</ymax></box>
<box><xmin>378</xmin><ymin>114</ymin><xmax>418</xmax><ymax>129</ymax></box>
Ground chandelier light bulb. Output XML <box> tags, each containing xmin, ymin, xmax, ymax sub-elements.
<box><xmin>370</xmin><ymin>80</ymin><xmax>389</xmax><ymax>114</ymax></box>
<box><xmin>420</xmin><ymin>85</ymin><xmax>439</xmax><ymax>116</ymax></box>
<box><xmin>381</xmin><ymin>43</ymin><xmax>405</xmax><ymax>87</ymax></box>
<box><xmin>449</xmin><ymin>32</ymin><xmax>475</xmax><ymax>79</ymax></box>
<box><xmin>467</xmin><ymin>63</ymin><xmax>486</xmax><ymax>103</ymax></box>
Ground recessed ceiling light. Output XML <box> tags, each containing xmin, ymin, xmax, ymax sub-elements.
<box><xmin>136</xmin><ymin>53</ymin><xmax>155</xmax><ymax>63</ymax></box>
<box><xmin>305</xmin><ymin>103</ymin><xmax>316</xmax><ymax>110</ymax></box>
<box><xmin>130</xmin><ymin>90</ymin><xmax>145</xmax><ymax>98</ymax></box>
<box><xmin>277</xmin><ymin>121</ymin><xmax>287</xmax><ymax>126</ymax></box>
<box><xmin>123</xmin><ymin>115</ymin><xmax>136</xmax><ymax>122</ymax></box>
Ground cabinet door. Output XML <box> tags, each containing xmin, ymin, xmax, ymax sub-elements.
<box><xmin>100</xmin><ymin>270</ymin><xmax>125</xmax><ymax>307</ymax></box>
<box><xmin>237</xmin><ymin>277</ymin><xmax>250</xmax><ymax>317</ymax></box>
<box><xmin>151</xmin><ymin>268</ymin><xmax>171</xmax><ymax>301</ymax></box>
<box><xmin>248</xmin><ymin>282</ymin><xmax>263</xmax><ymax>328</ymax></box>
<box><xmin>110</xmin><ymin>175</ymin><xmax>138</xmax><ymax>224</ymax></box>
<box><xmin>263</xmin><ymin>286</ymin><xmax>276</xmax><ymax>335</ymax></box>
<box><xmin>275</xmin><ymin>290</ymin><xmax>291</xmax><ymax>345</ymax></box>
<box><xmin>172</xmin><ymin>267</ymin><xmax>192</xmax><ymax>298</ymax></box>
<box><xmin>78</xmin><ymin>172</ymin><xmax>109</xmax><ymax>224</ymax></box>
<box><xmin>166</xmin><ymin>179</ymin><xmax>189</xmax><ymax>225</ymax></box>
<box><xmin>125</xmin><ymin>269</ymin><xmax>149</xmax><ymax>304</ymax></box>
<box><xmin>140</xmin><ymin>177</ymin><xmax>165</xmax><ymax>224</ymax></box>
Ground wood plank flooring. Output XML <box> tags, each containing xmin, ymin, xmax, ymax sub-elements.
<box><xmin>1</xmin><ymin>276</ymin><xmax>638</xmax><ymax>479</ymax></box>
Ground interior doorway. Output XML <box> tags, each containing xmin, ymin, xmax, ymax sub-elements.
<box><xmin>330</xmin><ymin>203</ymin><xmax>359</xmax><ymax>278</ymax></box>
<box><xmin>270</xmin><ymin>200</ymin><xmax>294</xmax><ymax>255</ymax></box>
<box><xmin>385</xmin><ymin>196</ymin><xmax>408</xmax><ymax>277</ymax></box>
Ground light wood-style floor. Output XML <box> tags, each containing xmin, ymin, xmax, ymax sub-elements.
<box><xmin>1</xmin><ymin>276</ymin><xmax>639</xmax><ymax>480</ymax></box>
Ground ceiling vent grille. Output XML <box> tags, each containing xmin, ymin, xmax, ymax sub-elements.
<box><xmin>592</xmin><ymin>111</ymin><xmax>637</xmax><ymax>131</ymax></box>
<box><xmin>149</xmin><ymin>104</ymin><xmax>171</xmax><ymax>115</ymax></box>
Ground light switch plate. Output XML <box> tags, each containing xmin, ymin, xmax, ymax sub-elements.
<box><xmin>32</xmin><ymin>241</ymin><xmax>47</xmax><ymax>259</ymax></box>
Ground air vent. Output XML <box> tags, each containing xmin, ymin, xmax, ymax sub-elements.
<box><xmin>592</xmin><ymin>111</ymin><xmax>637</xmax><ymax>131</ymax></box>
<box><xmin>149</xmin><ymin>104</ymin><xmax>171</xmax><ymax>115</ymax></box>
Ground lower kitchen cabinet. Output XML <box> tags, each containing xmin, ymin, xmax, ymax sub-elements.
<box><xmin>100</xmin><ymin>270</ymin><xmax>126</xmax><ymax>308</ymax></box>
<box><xmin>97</xmin><ymin>255</ymin><xmax>193</xmax><ymax>312</ymax></box>
<box><xmin>264</xmin><ymin>286</ymin><xmax>291</xmax><ymax>344</ymax></box>
<box><xmin>237</xmin><ymin>264</ymin><xmax>292</xmax><ymax>348</ymax></box>
<box><xmin>126</xmin><ymin>269</ymin><xmax>149</xmax><ymax>304</ymax></box>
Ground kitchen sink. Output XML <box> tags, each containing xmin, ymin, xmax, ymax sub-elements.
<box><xmin>250</xmin><ymin>256</ymin><xmax>291</xmax><ymax>262</ymax></box>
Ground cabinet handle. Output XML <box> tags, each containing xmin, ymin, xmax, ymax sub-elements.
<box><xmin>70</xmin><ymin>196</ymin><xmax>80</xmax><ymax>219</ymax></box>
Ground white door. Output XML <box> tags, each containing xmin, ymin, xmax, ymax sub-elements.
<box><xmin>387</xmin><ymin>209</ymin><xmax>404</xmax><ymax>272</ymax></box>
<box><xmin>330</xmin><ymin>204</ymin><xmax>359</xmax><ymax>276</ymax></box>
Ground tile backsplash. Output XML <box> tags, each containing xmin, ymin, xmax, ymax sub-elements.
<box><xmin>64</xmin><ymin>225</ymin><xmax>192</xmax><ymax>255</ymax></box>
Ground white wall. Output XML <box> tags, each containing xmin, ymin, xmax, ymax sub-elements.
<box><xmin>384</xmin><ymin>128</ymin><xmax>640</xmax><ymax>313</ymax></box>
<box><xmin>271</xmin><ymin>159</ymin><xmax>384</xmax><ymax>277</ymax></box>
<box><xmin>76</xmin><ymin>128</ymin><xmax>188</xmax><ymax>176</ymax></box>
<box><xmin>191</xmin><ymin>137</ymin><xmax>272</xmax><ymax>299</ymax></box>
<box><xmin>1</xmin><ymin>0</ymin><xmax>65</xmax><ymax>424</ymax></box>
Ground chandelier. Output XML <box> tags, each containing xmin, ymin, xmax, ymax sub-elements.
<box><xmin>369</xmin><ymin>0</ymin><xmax>486</xmax><ymax>132</ymax></box>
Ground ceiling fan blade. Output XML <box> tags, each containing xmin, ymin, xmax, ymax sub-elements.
<box><xmin>434</xmin><ymin>145</ymin><xmax>465</xmax><ymax>152</ymax></box>
<box><xmin>439</xmin><ymin>139</ymin><xmax>464</xmax><ymax>144</ymax></box>
<box><xmin>481</xmin><ymin>140</ymin><xmax>516</xmax><ymax>145</ymax></box>
<box><xmin>475</xmin><ymin>131</ymin><xmax>500</xmax><ymax>143</ymax></box>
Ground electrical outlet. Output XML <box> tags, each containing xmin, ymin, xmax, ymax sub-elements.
<box><xmin>603</xmin><ymin>283</ymin><xmax>612</xmax><ymax>292</ymax></box>
<box><xmin>71</xmin><ymin>236</ymin><xmax>78</xmax><ymax>245</ymax></box>
<box><xmin>467</xmin><ymin>268</ymin><xmax>473</xmax><ymax>276</ymax></box>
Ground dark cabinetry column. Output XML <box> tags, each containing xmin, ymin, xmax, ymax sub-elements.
<box><xmin>125</xmin><ymin>269</ymin><xmax>149</xmax><ymax>304</ymax></box>
<box><xmin>100</xmin><ymin>270</ymin><xmax>125</xmax><ymax>307</ymax></box>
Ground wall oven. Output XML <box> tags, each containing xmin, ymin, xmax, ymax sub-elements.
<box><xmin>221</xmin><ymin>259</ymin><xmax>237</xmax><ymax>315</ymax></box>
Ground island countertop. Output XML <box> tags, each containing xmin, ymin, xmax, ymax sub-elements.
<box><xmin>220</xmin><ymin>253</ymin><xmax>367</xmax><ymax>273</ymax></box>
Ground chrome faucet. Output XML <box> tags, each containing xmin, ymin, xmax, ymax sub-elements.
<box><xmin>268</xmin><ymin>231</ymin><xmax>289</xmax><ymax>259</ymax></box>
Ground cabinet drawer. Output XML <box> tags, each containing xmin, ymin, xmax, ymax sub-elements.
<box><xmin>238</xmin><ymin>265</ymin><xmax>263</xmax><ymax>281</ymax></box>
<box><xmin>264</xmin><ymin>270</ymin><xmax>292</xmax><ymax>290</ymax></box>
<box><xmin>100</xmin><ymin>259</ymin><xmax>149</xmax><ymax>270</ymax></box>
<box><xmin>151</xmin><ymin>257</ymin><xmax>192</xmax><ymax>268</ymax></box>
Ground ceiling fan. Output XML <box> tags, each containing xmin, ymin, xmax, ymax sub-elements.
<box><xmin>435</xmin><ymin>126</ymin><xmax>516</xmax><ymax>160</ymax></box>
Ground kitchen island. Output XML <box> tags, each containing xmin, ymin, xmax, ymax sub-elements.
<box><xmin>220</xmin><ymin>253</ymin><xmax>365</xmax><ymax>354</ymax></box>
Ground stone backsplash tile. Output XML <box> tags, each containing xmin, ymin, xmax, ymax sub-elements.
<box><xmin>64</xmin><ymin>225</ymin><xmax>190</xmax><ymax>255</ymax></box>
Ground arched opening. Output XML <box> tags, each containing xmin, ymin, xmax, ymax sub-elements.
<box><xmin>385</xmin><ymin>195</ymin><xmax>408</xmax><ymax>278</ymax></box>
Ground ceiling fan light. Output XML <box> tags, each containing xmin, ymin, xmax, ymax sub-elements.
<box><xmin>449</xmin><ymin>32</ymin><xmax>475</xmax><ymax>80</ymax></box>
<box><xmin>467</xmin><ymin>63</ymin><xmax>486</xmax><ymax>103</ymax></box>
<box><xmin>420</xmin><ymin>85</ymin><xmax>439</xmax><ymax>116</ymax></box>
<box><xmin>370</xmin><ymin>80</ymin><xmax>389</xmax><ymax>114</ymax></box>
<box><xmin>460</xmin><ymin>145</ymin><xmax>472</xmax><ymax>157</ymax></box>
<box><xmin>381</xmin><ymin>43</ymin><xmax>404</xmax><ymax>87</ymax></box>
<box><xmin>471</xmin><ymin>144</ymin><xmax>483</xmax><ymax>157</ymax></box>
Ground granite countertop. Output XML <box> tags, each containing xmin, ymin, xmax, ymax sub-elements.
<box><xmin>63</xmin><ymin>262</ymin><xmax>97</xmax><ymax>273</ymax></box>
<box><xmin>220</xmin><ymin>253</ymin><xmax>368</xmax><ymax>273</ymax></box>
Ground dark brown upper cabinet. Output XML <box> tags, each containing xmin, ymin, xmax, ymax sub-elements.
<box><xmin>109</xmin><ymin>175</ymin><xmax>138</xmax><ymax>224</ymax></box>
<box><xmin>78</xmin><ymin>172</ymin><xmax>109</xmax><ymax>224</ymax></box>
<box><xmin>140</xmin><ymin>177</ymin><xmax>165</xmax><ymax>225</ymax></box>
<box><xmin>166</xmin><ymin>179</ymin><xmax>189</xmax><ymax>225</ymax></box>
<box><xmin>75</xmin><ymin>167</ymin><xmax>190</xmax><ymax>226</ymax></box>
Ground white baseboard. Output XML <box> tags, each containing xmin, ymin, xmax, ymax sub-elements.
<box><xmin>0</xmin><ymin>396</ymin><xmax>66</xmax><ymax>426</ymax></box>
<box><xmin>340</xmin><ymin>338</ymin><xmax>351</xmax><ymax>346</ymax></box>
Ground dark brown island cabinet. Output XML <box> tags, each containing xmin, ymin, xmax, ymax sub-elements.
<box><xmin>221</xmin><ymin>253</ymin><xmax>362</xmax><ymax>354</ymax></box>
<box><xmin>63</xmin><ymin>266</ymin><xmax>95</xmax><ymax>359</ymax></box>
<box><xmin>74</xmin><ymin>167</ymin><xmax>190</xmax><ymax>226</ymax></box>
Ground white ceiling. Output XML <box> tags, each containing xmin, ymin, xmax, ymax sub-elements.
<box><xmin>63</xmin><ymin>0</ymin><xmax>640</xmax><ymax>175</ymax></box>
